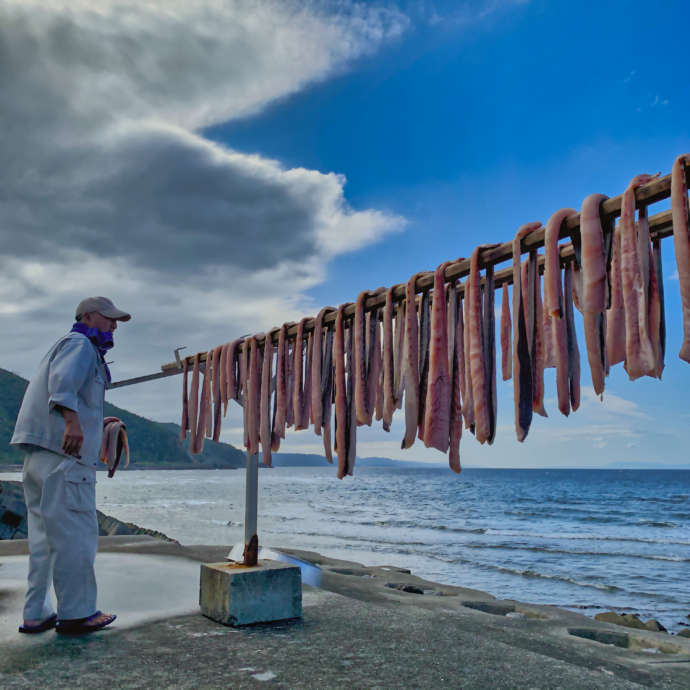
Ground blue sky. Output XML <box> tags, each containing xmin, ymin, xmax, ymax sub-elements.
<box><xmin>2</xmin><ymin>0</ymin><xmax>689</xmax><ymax>468</ymax></box>
<box><xmin>203</xmin><ymin>0</ymin><xmax>690</xmax><ymax>467</ymax></box>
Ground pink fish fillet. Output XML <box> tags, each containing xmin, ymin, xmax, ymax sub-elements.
<box><xmin>292</xmin><ymin>318</ymin><xmax>309</xmax><ymax>430</ymax></box>
<box><xmin>448</xmin><ymin>280</ymin><xmax>463</xmax><ymax>473</ymax></box>
<box><xmin>335</xmin><ymin>304</ymin><xmax>349</xmax><ymax>477</ymax></box>
<box><xmin>545</xmin><ymin>209</ymin><xmax>575</xmax><ymax>416</ymax></box>
<box><xmin>188</xmin><ymin>354</ymin><xmax>200</xmax><ymax>452</ymax></box>
<box><xmin>564</xmin><ymin>264</ymin><xmax>581</xmax><ymax>411</ymax></box>
<box><xmin>393</xmin><ymin>300</ymin><xmax>406</xmax><ymax>409</ymax></box>
<box><xmin>533</xmin><ymin>267</ymin><xmax>547</xmax><ymax>417</ymax></box>
<box><xmin>468</xmin><ymin>247</ymin><xmax>491</xmax><ymax>444</ymax></box>
<box><xmin>321</xmin><ymin>326</ymin><xmax>335</xmax><ymax>462</ymax></box>
<box><xmin>219</xmin><ymin>344</ymin><xmax>228</xmax><ymax>416</ymax></box>
<box><xmin>647</xmin><ymin>243</ymin><xmax>663</xmax><ymax>379</ymax></box>
<box><xmin>620</xmin><ymin>174</ymin><xmax>659</xmax><ymax>379</ymax></box>
<box><xmin>671</xmin><ymin>153</ymin><xmax>690</xmax><ymax>362</ymax></box>
<box><xmin>483</xmin><ymin>262</ymin><xmax>498</xmax><ymax>443</ymax></box>
<box><xmin>606</xmin><ymin>224</ymin><xmax>626</xmax><ymax>366</ymax></box>
<box><xmin>423</xmin><ymin>261</ymin><xmax>452</xmax><ymax>452</ymax></box>
<box><xmin>239</xmin><ymin>342</ymin><xmax>249</xmax><ymax>449</ymax></box>
<box><xmin>354</xmin><ymin>290</ymin><xmax>371</xmax><ymax>426</ymax></box>
<box><xmin>580</xmin><ymin>193</ymin><xmax>610</xmax><ymax>395</ymax></box>
<box><xmin>179</xmin><ymin>357</ymin><xmax>189</xmax><ymax>442</ymax></box>
<box><xmin>311</xmin><ymin>307</ymin><xmax>333</xmax><ymax>434</ymax></box>
<box><xmin>462</xmin><ymin>282</ymin><xmax>475</xmax><ymax>434</ymax></box>
<box><xmin>382</xmin><ymin>287</ymin><xmax>396</xmax><ymax>431</ymax></box>
<box><xmin>225</xmin><ymin>339</ymin><xmax>244</xmax><ymax>406</ymax></box>
<box><xmin>401</xmin><ymin>274</ymin><xmax>423</xmax><ymax>449</ymax></box>
<box><xmin>513</xmin><ymin>222</ymin><xmax>541</xmax><ymax>441</ymax></box>
<box><xmin>500</xmin><ymin>284</ymin><xmax>512</xmax><ymax>381</ymax></box>
<box><xmin>260</xmin><ymin>335</ymin><xmax>274</xmax><ymax>466</ymax></box>
<box><xmin>345</xmin><ymin>324</ymin><xmax>357</xmax><ymax>476</ymax></box>
<box><xmin>286</xmin><ymin>338</ymin><xmax>295</xmax><ymax>428</ymax></box>
<box><xmin>367</xmin><ymin>307</ymin><xmax>383</xmax><ymax>422</ymax></box>
<box><xmin>246</xmin><ymin>337</ymin><xmax>261</xmax><ymax>455</ymax></box>
<box><xmin>652</xmin><ymin>238</ymin><xmax>666</xmax><ymax>377</ymax></box>
<box><xmin>271</xmin><ymin>324</ymin><xmax>288</xmax><ymax>451</ymax></box>
<box><xmin>212</xmin><ymin>345</ymin><xmax>223</xmax><ymax>442</ymax></box>
<box><xmin>194</xmin><ymin>352</ymin><xmax>212</xmax><ymax>453</ymax></box>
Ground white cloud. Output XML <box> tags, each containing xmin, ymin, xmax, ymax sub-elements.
<box><xmin>0</xmin><ymin>0</ymin><xmax>408</xmax><ymax>420</ymax></box>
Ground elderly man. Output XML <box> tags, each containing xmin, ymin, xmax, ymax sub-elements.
<box><xmin>11</xmin><ymin>296</ymin><xmax>131</xmax><ymax>635</ymax></box>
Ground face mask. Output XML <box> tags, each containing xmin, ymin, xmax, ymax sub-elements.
<box><xmin>70</xmin><ymin>322</ymin><xmax>114</xmax><ymax>383</ymax></box>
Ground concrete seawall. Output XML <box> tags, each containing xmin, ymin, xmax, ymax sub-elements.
<box><xmin>1</xmin><ymin>537</ymin><xmax>689</xmax><ymax>688</ymax></box>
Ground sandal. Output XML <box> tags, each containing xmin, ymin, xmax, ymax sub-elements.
<box><xmin>56</xmin><ymin>611</ymin><xmax>117</xmax><ymax>636</ymax></box>
<box><xmin>18</xmin><ymin>613</ymin><xmax>58</xmax><ymax>634</ymax></box>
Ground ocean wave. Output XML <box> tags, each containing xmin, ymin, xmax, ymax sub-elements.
<box><xmin>483</xmin><ymin>529</ymin><xmax>690</xmax><ymax>547</ymax></box>
<box><xmin>636</xmin><ymin>520</ymin><xmax>678</xmax><ymax>528</ymax></box>
<box><xmin>458</xmin><ymin>542</ymin><xmax>690</xmax><ymax>563</ymax></box>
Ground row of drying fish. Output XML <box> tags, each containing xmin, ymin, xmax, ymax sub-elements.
<box><xmin>179</xmin><ymin>154</ymin><xmax>690</xmax><ymax>475</ymax></box>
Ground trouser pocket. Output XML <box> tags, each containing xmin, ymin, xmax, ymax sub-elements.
<box><xmin>62</xmin><ymin>463</ymin><xmax>96</xmax><ymax>512</ymax></box>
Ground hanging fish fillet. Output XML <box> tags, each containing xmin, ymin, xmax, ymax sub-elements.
<box><xmin>367</xmin><ymin>305</ymin><xmax>383</xmax><ymax>423</ymax></box>
<box><xmin>179</xmin><ymin>357</ymin><xmax>189</xmax><ymax>442</ymax></box>
<box><xmin>513</xmin><ymin>222</ymin><xmax>541</xmax><ymax>441</ymax></box>
<box><xmin>204</xmin><ymin>350</ymin><xmax>213</xmax><ymax>439</ymax></box>
<box><xmin>212</xmin><ymin>346</ymin><xmax>223</xmax><ymax>442</ymax></box>
<box><xmin>500</xmin><ymin>284</ymin><xmax>512</xmax><ymax>381</ymax></box>
<box><xmin>580</xmin><ymin>193</ymin><xmax>610</xmax><ymax>395</ymax></box>
<box><xmin>532</xmin><ymin>266</ymin><xmax>547</xmax><ymax>417</ymax></box>
<box><xmin>542</xmin><ymin>280</ymin><xmax>556</xmax><ymax>369</ymax></box>
<box><xmin>447</xmin><ymin>281</ymin><xmax>456</xmax><ymax>374</ymax></box>
<box><xmin>653</xmin><ymin>238</ymin><xmax>666</xmax><ymax>369</ymax></box>
<box><xmin>417</xmin><ymin>289</ymin><xmax>431</xmax><ymax>442</ymax></box>
<box><xmin>292</xmin><ymin>318</ymin><xmax>309</xmax><ymax>430</ymax></box>
<box><xmin>260</xmin><ymin>335</ymin><xmax>274</xmax><ymax>466</ymax></box>
<box><xmin>671</xmin><ymin>153</ymin><xmax>690</xmax><ymax>362</ymax></box>
<box><xmin>303</xmin><ymin>332</ymin><xmax>313</xmax><ymax>430</ymax></box>
<box><xmin>620</xmin><ymin>174</ymin><xmax>659</xmax><ymax>379</ymax></box>
<box><xmin>335</xmin><ymin>304</ymin><xmax>349</xmax><ymax>477</ymax></box>
<box><xmin>188</xmin><ymin>354</ymin><xmax>200</xmax><ymax>452</ymax></box>
<box><xmin>393</xmin><ymin>300</ymin><xmax>405</xmax><ymax>409</ymax></box>
<box><xmin>354</xmin><ymin>290</ymin><xmax>370</xmax><ymax>426</ymax></box>
<box><xmin>423</xmin><ymin>261</ymin><xmax>452</xmax><ymax>452</ymax></box>
<box><xmin>100</xmin><ymin>417</ymin><xmax>129</xmax><ymax>478</ymax></box>
<box><xmin>193</xmin><ymin>352</ymin><xmax>212</xmax><ymax>453</ymax></box>
<box><xmin>322</xmin><ymin>327</ymin><xmax>335</xmax><ymax>462</ymax></box>
<box><xmin>383</xmin><ymin>287</ymin><xmax>396</xmax><ymax>431</ymax></box>
<box><xmin>401</xmin><ymin>273</ymin><xmax>423</xmax><ymax>449</ymax></box>
<box><xmin>468</xmin><ymin>246</ymin><xmax>493</xmax><ymax>444</ymax></box>
<box><xmin>482</xmin><ymin>262</ymin><xmax>497</xmax><ymax>443</ymax></box>
<box><xmin>462</xmin><ymin>282</ymin><xmax>475</xmax><ymax>434</ymax></box>
<box><xmin>345</xmin><ymin>323</ymin><xmax>357</xmax><ymax>476</ymax></box>
<box><xmin>545</xmin><ymin>209</ymin><xmax>575</xmax><ymax>416</ymax></box>
<box><xmin>448</xmin><ymin>280</ymin><xmax>463</xmax><ymax>473</ymax></box>
<box><xmin>311</xmin><ymin>307</ymin><xmax>334</xmax><ymax>434</ymax></box>
<box><xmin>224</xmin><ymin>339</ymin><xmax>243</xmax><ymax>408</ymax></box>
<box><xmin>239</xmin><ymin>341</ymin><xmax>249</xmax><ymax>449</ymax></box>
<box><xmin>245</xmin><ymin>337</ymin><xmax>261</xmax><ymax>455</ymax></box>
<box><xmin>564</xmin><ymin>264</ymin><xmax>581</xmax><ymax>411</ymax></box>
<box><xmin>607</xmin><ymin>224</ymin><xmax>626</xmax><ymax>366</ymax></box>
<box><xmin>272</xmin><ymin>324</ymin><xmax>288</xmax><ymax>451</ymax></box>
<box><xmin>286</xmin><ymin>337</ymin><xmax>295</xmax><ymax>428</ymax></box>
<box><xmin>647</xmin><ymin>243</ymin><xmax>664</xmax><ymax>379</ymax></box>
<box><xmin>219</xmin><ymin>344</ymin><xmax>228</xmax><ymax>416</ymax></box>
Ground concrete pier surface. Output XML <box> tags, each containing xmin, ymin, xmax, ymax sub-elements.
<box><xmin>1</xmin><ymin>537</ymin><xmax>689</xmax><ymax>689</ymax></box>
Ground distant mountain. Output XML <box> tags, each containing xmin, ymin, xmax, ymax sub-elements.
<box><xmin>270</xmin><ymin>453</ymin><xmax>429</xmax><ymax>469</ymax></box>
<box><xmin>0</xmin><ymin>367</ymin><xmax>244</xmax><ymax>468</ymax></box>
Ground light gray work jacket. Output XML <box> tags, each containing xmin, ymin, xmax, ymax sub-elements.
<box><xmin>11</xmin><ymin>332</ymin><xmax>108</xmax><ymax>469</ymax></box>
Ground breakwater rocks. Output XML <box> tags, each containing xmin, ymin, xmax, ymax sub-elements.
<box><xmin>0</xmin><ymin>480</ymin><xmax>176</xmax><ymax>543</ymax></box>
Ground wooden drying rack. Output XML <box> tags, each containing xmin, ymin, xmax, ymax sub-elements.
<box><xmin>109</xmin><ymin>162</ymin><xmax>687</xmax><ymax>566</ymax></box>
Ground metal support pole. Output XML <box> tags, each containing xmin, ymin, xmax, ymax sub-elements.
<box><xmin>243</xmin><ymin>451</ymin><xmax>259</xmax><ymax>566</ymax></box>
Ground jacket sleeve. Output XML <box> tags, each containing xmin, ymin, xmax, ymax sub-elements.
<box><xmin>47</xmin><ymin>337</ymin><xmax>96</xmax><ymax>413</ymax></box>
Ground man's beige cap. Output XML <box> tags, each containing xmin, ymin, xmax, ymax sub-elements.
<box><xmin>75</xmin><ymin>296</ymin><xmax>131</xmax><ymax>322</ymax></box>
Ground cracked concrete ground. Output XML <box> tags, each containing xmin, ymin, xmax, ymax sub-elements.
<box><xmin>1</xmin><ymin>537</ymin><xmax>689</xmax><ymax>689</ymax></box>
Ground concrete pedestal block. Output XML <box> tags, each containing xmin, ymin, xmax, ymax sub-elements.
<box><xmin>199</xmin><ymin>560</ymin><xmax>302</xmax><ymax>626</ymax></box>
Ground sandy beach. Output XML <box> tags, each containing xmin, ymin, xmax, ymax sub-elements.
<box><xmin>1</xmin><ymin>536</ymin><xmax>689</xmax><ymax>689</ymax></box>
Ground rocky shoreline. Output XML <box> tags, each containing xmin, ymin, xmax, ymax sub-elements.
<box><xmin>0</xmin><ymin>479</ymin><xmax>175</xmax><ymax>542</ymax></box>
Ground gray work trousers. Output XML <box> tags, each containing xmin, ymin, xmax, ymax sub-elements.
<box><xmin>22</xmin><ymin>448</ymin><xmax>98</xmax><ymax>620</ymax></box>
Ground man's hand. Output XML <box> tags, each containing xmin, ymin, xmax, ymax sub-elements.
<box><xmin>56</xmin><ymin>405</ymin><xmax>84</xmax><ymax>458</ymax></box>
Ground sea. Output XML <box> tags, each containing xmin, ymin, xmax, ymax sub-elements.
<box><xmin>2</xmin><ymin>466</ymin><xmax>689</xmax><ymax>632</ymax></box>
